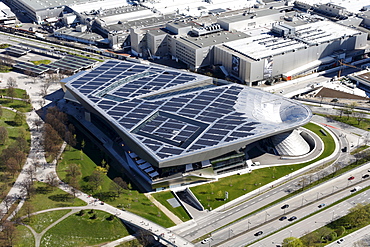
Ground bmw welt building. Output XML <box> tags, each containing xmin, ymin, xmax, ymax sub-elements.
<box><xmin>64</xmin><ymin>60</ymin><xmax>312</xmax><ymax>190</ymax></box>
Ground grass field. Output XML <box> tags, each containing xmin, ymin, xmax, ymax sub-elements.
<box><xmin>0</xmin><ymin>88</ymin><xmax>29</xmax><ymax>100</ymax></box>
<box><xmin>190</xmin><ymin>122</ymin><xmax>336</xmax><ymax>210</ymax></box>
<box><xmin>28</xmin><ymin>210</ymin><xmax>71</xmax><ymax>233</ymax></box>
<box><xmin>14</xmin><ymin>225</ymin><xmax>34</xmax><ymax>247</ymax></box>
<box><xmin>0</xmin><ymin>108</ymin><xmax>30</xmax><ymax>202</ymax></box>
<box><xmin>57</xmin><ymin>146</ymin><xmax>175</xmax><ymax>228</ymax></box>
<box><xmin>0</xmin><ymin>98</ymin><xmax>32</xmax><ymax>113</ymax></box>
<box><xmin>17</xmin><ymin>182</ymin><xmax>86</xmax><ymax>217</ymax></box>
<box><xmin>152</xmin><ymin>191</ymin><xmax>191</xmax><ymax>221</ymax></box>
<box><xmin>40</xmin><ymin>210</ymin><xmax>129</xmax><ymax>247</ymax></box>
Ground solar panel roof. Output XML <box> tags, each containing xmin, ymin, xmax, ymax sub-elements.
<box><xmin>66</xmin><ymin>60</ymin><xmax>312</xmax><ymax>167</ymax></box>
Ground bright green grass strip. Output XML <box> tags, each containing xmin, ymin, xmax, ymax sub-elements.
<box><xmin>14</xmin><ymin>224</ymin><xmax>35</xmax><ymax>247</ymax></box>
<box><xmin>40</xmin><ymin>210</ymin><xmax>129</xmax><ymax>247</ymax></box>
<box><xmin>0</xmin><ymin>98</ymin><xmax>32</xmax><ymax>113</ymax></box>
<box><xmin>28</xmin><ymin>210</ymin><xmax>71</xmax><ymax>233</ymax></box>
<box><xmin>30</xmin><ymin>60</ymin><xmax>51</xmax><ymax>65</ymax></box>
<box><xmin>0</xmin><ymin>88</ymin><xmax>29</xmax><ymax>99</ymax></box>
<box><xmin>152</xmin><ymin>191</ymin><xmax>191</xmax><ymax>221</ymax></box>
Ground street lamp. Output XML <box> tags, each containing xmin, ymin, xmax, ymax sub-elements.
<box><xmin>248</xmin><ymin>219</ymin><xmax>251</xmax><ymax>230</ymax></box>
<box><xmin>301</xmin><ymin>195</ymin><xmax>305</xmax><ymax>206</ymax></box>
<box><xmin>229</xmin><ymin>228</ymin><xmax>233</xmax><ymax>239</ymax></box>
<box><xmin>290</xmin><ymin>230</ymin><xmax>292</xmax><ymax>237</ymax></box>
<box><xmin>332</xmin><ymin>185</ymin><xmax>338</xmax><ymax>192</ymax></box>
<box><xmin>265</xmin><ymin>211</ymin><xmax>270</xmax><ymax>222</ymax></box>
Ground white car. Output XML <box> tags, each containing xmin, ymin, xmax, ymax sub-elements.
<box><xmin>201</xmin><ymin>238</ymin><xmax>212</xmax><ymax>244</ymax></box>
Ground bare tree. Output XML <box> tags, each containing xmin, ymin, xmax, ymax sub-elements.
<box><xmin>20</xmin><ymin>178</ymin><xmax>35</xmax><ymax>198</ymax></box>
<box><xmin>46</xmin><ymin>172</ymin><xmax>59</xmax><ymax>187</ymax></box>
<box><xmin>6</xmin><ymin>77</ymin><xmax>17</xmax><ymax>88</ymax></box>
<box><xmin>3</xmin><ymin>196</ymin><xmax>13</xmax><ymax>213</ymax></box>
<box><xmin>0</xmin><ymin>126</ymin><xmax>8</xmax><ymax>145</ymax></box>
<box><xmin>110</xmin><ymin>177</ymin><xmax>127</xmax><ymax>197</ymax></box>
<box><xmin>2</xmin><ymin>221</ymin><xmax>16</xmax><ymax>246</ymax></box>
<box><xmin>33</xmin><ymin>118</ymin><xmax>43</xmax><ymax>131</ymax></box>
<box><xmin>25</xmin><ymin>166</ymin><xmax>37</xmax><ymax>181</ymax></box>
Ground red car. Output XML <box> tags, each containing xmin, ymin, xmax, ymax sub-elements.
<box><xmin>348</xmin><ymin>176</ymin><xmax>355</xmax><ymax>180</ymax></box>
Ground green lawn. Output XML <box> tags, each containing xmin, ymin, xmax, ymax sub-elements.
<box><xmin>190</xmin><ymin>122</ymin><xmax>335</xmax><ymax>210</ymax></box>
<box><xmin>14</xmin><ymin>225</ymin><xmax>34</xmax><ymax>247</ymax></box>
<box><xmin>30</xmin><ymin>60</ymin><xmax>51</xmax><ymax>65</ymax></box>
<box><xmin>0</xmin><ymin>88</ymin><xmax>29</xmax><ymax>100</ymax></box>
<box><xmin>58</xmin><ymin>146</ymin><xmax>175</xmax><ymax>228</ymax></box>
<box><xmin>152</xmin><ymin>191</ymin><xmax>191</xmax><ymax>221</ymax></box>
<box><xmin>17</xmin><ymin>182</ymin><xmax>86</xmax><ymax>217</ymax></box>
<box><xmin>28</xmin><ymin>210</ymin><xmax>71</xmax><ymax>233</ymax></box>
<box><xmin>0</xmin><ymin>98</ymin><xmax>32</xmax><ymax>113</ymax></box>
<box><xmin>40</xmin><ymin>210</ymin><xmax>129</xmax><ymax>247</ymax></box>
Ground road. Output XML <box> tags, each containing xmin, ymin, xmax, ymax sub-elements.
<box><xmin>200</xmin><ymin>163</ymin><xmax>370</xmax><ymax>247</ymax></box>
<box><xmin>248</xmin><ymin>182</ymin><xmax>370</xmax><ymax>247</ymax></box>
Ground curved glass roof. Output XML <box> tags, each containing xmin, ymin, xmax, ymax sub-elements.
<box><xmin>66</xmin><ymin>60</ymin><xmax>312</xmax><ymax>162</ymax></box>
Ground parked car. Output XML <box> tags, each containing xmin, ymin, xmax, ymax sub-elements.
<box><xmin>281</xmin><ymin>204</ymin><xmax>289</xmax><ymax>209</ymax></box>
<box><xmin>254</xmin><ymin>231</ymin><xmax>263</xmax><ymax>236</ymax></box>
<box><xmin>279</xmin><ymin>216</ymin><xmax>287</xmax><ymax>221</ymax></box>
<box><xmin>288</xmin><ymin>216</ymin><xmax>297</xmax><ymax>221</ymax></box>
<box><xmin>348</xmin><ymin>176</ymin><xmax>355</xmax><ymax>180</ymax></box>
<box><xmin>201</xmin><ymin>238</ymin><xmax>212</xmax><ymax>244</ymax></box>
<box><xmin>318</xmin><ymin>203</ymin><xmax>326</xmax><ymax>208</ymax></box>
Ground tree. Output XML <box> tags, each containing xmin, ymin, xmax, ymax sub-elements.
<box><xmin>7</xmin><ymin>76</ymin><xmax>17</xmax><ymax>88</ymax></box>
<box><xmin>21</xmin><ymin>178</ymin><xmax>35</xmax><ymax>198</ymax></box>
<box><xmin>65</xmin><ymin>163</ymin><xmax>81</xmax><ymax>179</ymax></box>
<box><xmin>25</xmin><ymin>166</ymin><xmax>37</xmax><ymax>181</ymax></box>
<box><xmin>46</xmin><ymin>172</ymin><xmax>59</xmax><ymax>187</ymax></box>
<box><xmin>110</xmin><ymin>177</ymin><xmax>126</xmax><ymax>197</ymax></box>
<box><xmin>302</xmin><ymin>231</ymin><xmax>320</xmax><ymax>247</ymax></box>
<box><xmin>348</xmin><ymin>203</ymin><xmax>370</xmax><ymax>227</ymax></box>
<box><xmin>7</xmin><ymin>86</ymin><xmax>15</xmax><ymax>102</ymax></box>
<box><xmin>282</xmin><ymin>237</ymin><xmax>303</xmax><ymax>247</ymax></box>
<box><xmin>14</xmin><ymin>111</ymin><xmax>24</xmax><ymax>126</ymax></box>
<box><xmin>69</xmin><ymin>177</ymin><xmax>80</xmax><ymax>198</ymax></box>
<box><xmin>13</xmin><ymin>150</ymin><xmax>26</xmax><ymax>170</ymax></box>
<box><xmin>5</xmin><ymin>158</ymin><xmax>18</xmax><ymax>177</ymax></box>
<box><xmin>353</xmin><ymin>111</ymin><xmax>366</xmax><ymax>125</ymax></box>
<box><xmin>2</xmin><ymin>221</ymin><xmax>16</xmax><ymax>246</ymax></box>
<box><xmin>0</xmin><ymin>126</ymin><xmax>8</xmax><ymax>145</ymax></box>
<box><xmin>3</xmin><ymin>196</ymin><xmax>13</xmax><ymax>213</ymax></box>
<box><xmin>89</xmin><ymin>169</ymin><xmax>104</xmax><ymax>192</ymax></box>
<box><xmin>33</xmin><ymin>118</ymin><xmax>43</xmax><ymax>131</ymax></box>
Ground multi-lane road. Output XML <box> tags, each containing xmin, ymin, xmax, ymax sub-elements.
<box><xmin>177</xmin><ymin>159</ymin><xmax>370</xmax><ymax>245</ymax></box>
<box><xmin>216</xmin><ymin>164</ymin><xmax>370</xmax><ymax>247</ymax></box>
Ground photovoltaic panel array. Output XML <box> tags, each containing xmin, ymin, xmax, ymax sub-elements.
<box><xmin>66</xmin><ymin>60</ymin><xmax>312</xmax><ymax>162</ymax></box>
